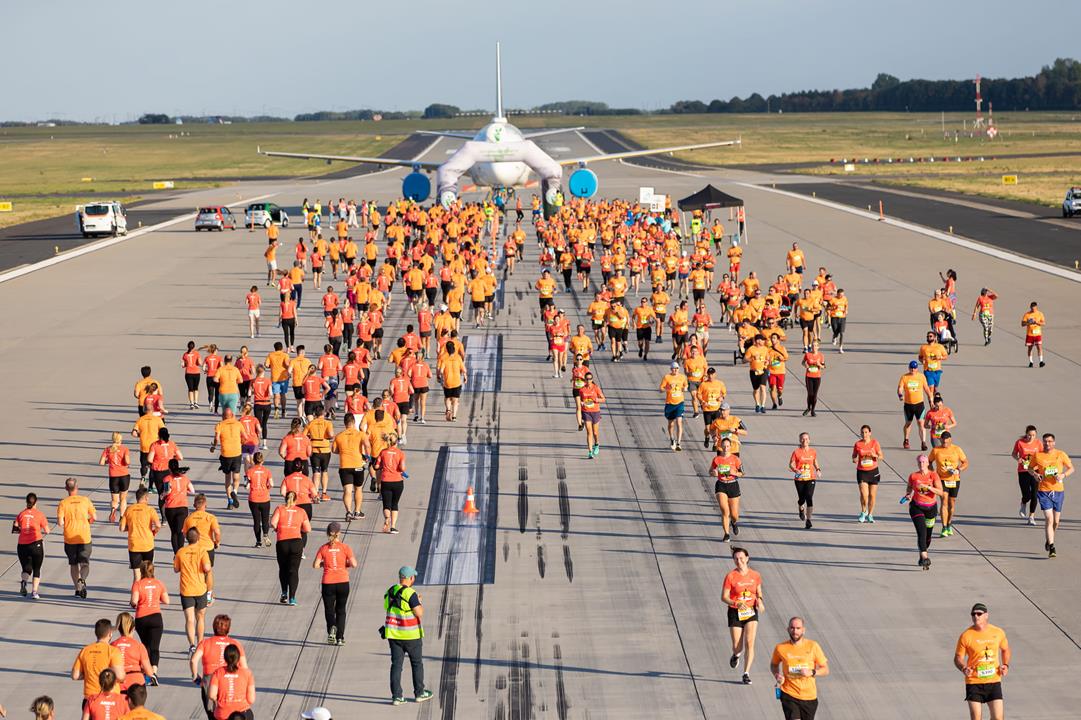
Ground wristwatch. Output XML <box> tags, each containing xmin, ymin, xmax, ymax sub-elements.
<box><xmin>811</xmin><ymin>669</ymin><xmax>817</xmax><ymax>677</ymax></box>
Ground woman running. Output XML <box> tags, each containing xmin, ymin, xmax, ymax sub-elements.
<box><xmin>130</xmin><ymin>560</ymin><xmax>168</xmax><ymax>677</ymax></box>
<box><xmin>789</xmin><ymin>433</ymin><xmax>821</xmax><ymax>529</ymax></box>
<box><xmin>271</xmin><ymin>491</ymin><xmax>310</xmax><ymax>605</ymax></box>
<box><xmin>191</xmin><ymin>614</ymin><xmax>247</xmax><ymax>717</ymax></box>
<box><xmin>722</xmin><ymin>546</ymin><xmax>764</xmax><ymax>685</ymax></box>
<box><xmin>375</xmin><ymin>433</ymin><xmax>407</xmax><ymax>534</ymax></box>
<box><xmin>208</xmin><ymin>644</ymin><xmax>255</xmax><ymax>720</ymax></box>
<box><xmin>202</xmin><ymin>344</ymin><xmax>222</xmax><ymax>415</ymax></box>
<box><xmin>904</xmin><ymin>454</ymin><xmax>945</xmax><ymax>570</ymax></box>
<box><xmin>99</xmin><ymin>431</ymin><xmax>132</xmax><ymax>523</ymax></box>
<box><xmin>578</xmin><ymin>372</ymin><xmax>606</xmax><ymax>459</ymax></box>
<box><xmin>801</xmin><ymin>340</ymin><xmax>826</xmax><ymax>417</ymax></box>
<box><xmin>112</xmin><ymin>612</ymin><xmax>155</xmax><ymax>690</ymax></box>
<box><xmin>246</xmin><ymin>452</ymin><xmax>274</xmax><ymax>548</ymax></box>
<box><xmin>14</xmin><ymin>492</ymin><xmax>49</xmax><ymax>599</ymax></box>
<box><xmin>162</xmin><ymin>459</ymin><xmax>194</xmax><ymax>554</ymax></box>
<box><xmin>712</xmin><ymin>437</ymin><xmax>743</xmax><ymax>542</ymax></box>
<box><xmin>81</xmin><ymin>668</ymin><xmax>127</xmax><ymax>720</ymax></box>
<box><xmin>314</xmin><ymin>522</ymin><xmax>358</xmax><ymax>645</ymax></box>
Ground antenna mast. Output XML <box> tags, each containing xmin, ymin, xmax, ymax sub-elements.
<box><xmin>495</xmin><ymin>42</ymin><xmax>505</xmax><ymax>121</ymax></box>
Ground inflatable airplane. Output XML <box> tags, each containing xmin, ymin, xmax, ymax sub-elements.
<box><xmin>259</xmin><ymin>44</ymin><xmax>739</xmax><ymax>210</ymax></box>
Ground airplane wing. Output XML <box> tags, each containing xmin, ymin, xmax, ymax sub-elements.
<box><xmin>414</xmin><ymin>130</ymin><xmax>478</xmax><ymax>139</ymax></box>
<box><xmin>522</xmin><ymin>127</ymin><xmax>585</xmax><ymax>139</ymax></box>
<box><xmin>257</xmin><ymin>148</ymin><xmax>441</xmax><ymax>169</ymax></box>
<box><xmin>559</xmin><ymin>139</ymin><xmax>741</xmax><ymax>166</ymax></box>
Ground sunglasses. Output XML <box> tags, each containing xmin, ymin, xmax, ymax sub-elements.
<box><xmin>971</xmin><ymin>611</ymin><xmax>986</xmax><ymax>617</ymax></box>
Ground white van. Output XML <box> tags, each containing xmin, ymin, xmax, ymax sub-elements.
<box><xmin>76</xmin><ymin>202</ymin><xmax>128</xmax><ymax>238</ymax></box>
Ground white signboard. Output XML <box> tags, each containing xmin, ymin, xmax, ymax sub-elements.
<box><xmin>650</xmin><ymin>194</ymin><xmax>666</xmax><ymax>213</ymax></box>
<box><xmin>639</xmin><ymin>187</ymin><xmax>654</xmax><ymax>205</ymax></box>
<box><xmin>844</xmin><ymin>163</ymin><xmax>856</xmax><ymax>172</ymax></box>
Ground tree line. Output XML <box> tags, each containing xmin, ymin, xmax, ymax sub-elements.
<box><xmin>670</xmin><ymin>58</ymin><xmax>1081</xmax><ymax>114</ymax></box>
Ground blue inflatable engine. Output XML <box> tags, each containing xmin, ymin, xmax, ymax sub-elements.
<box><xmin>568</xmin><ymin>168</ymin><xmax>599</xmax><ymax>199</ymax></box>
<box><xmin>402</xmin><ymin>172</ymin><xmax>431</xmax><ymax>202</ymax></box>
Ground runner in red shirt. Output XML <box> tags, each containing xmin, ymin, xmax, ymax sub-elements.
<box><xmin>788</xmin><ymin>433</ymin><xmax>821</xmax><ymax>529</ymax></box>
<box><xmin>721</xmin><ymin>547</ymin><xmax>764</xmax><ymax>685</ymax></box>
<box><xmin>375</xmin><ymin>436</ymin><xmax>407</xmax><ymax>534</ymax></box>
<box><xmin>246</xmin><ymin>286</ymin><xmax>262</xmax><ymax>339</ymax></box>
<box><xmin>207</xmin><ymin>645</ymin><xmax>254</xmax><ymax>720</ymax></box>
<box><xmin>15</xmin><ymin>492</ymin><xmax>50</xmax><ymax>598</ymax></box>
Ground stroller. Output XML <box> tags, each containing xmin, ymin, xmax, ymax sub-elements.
<box><xmin>932</xmin><ymin>312</ymin><xmax>958</xmax><ymax>355</ymax></box>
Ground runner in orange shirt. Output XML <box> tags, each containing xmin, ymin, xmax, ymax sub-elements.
<box><xmin>802</xmin><ymin>339</ymin><xmax>826</xmax><ymax>417</ymax></box>
<box><xmin>903</xmin><ymin>453</ymin><xmax>944</xmax><ymax>569</ymax></box>
<box><xmin>771</xmin><ymin>617</ymin><xmax>829</xmax><ymax>718</ymax></box>
<box><xmin>789</xmin><ymin>433</ymin><xmax>821</xmax><ymax>529</ymax></box>
<box><xmin>1020</xmin><ymin>301</ymin><xmax>1045</xmax><ymax>367</ymax></box>
<box><xmin>15</xmin><ymin>492</ymin><xmax>50</xmax><ymax>598</ymax></box>
<box><xmin>99</xmin><ymin>432</ymin><xmax>132</xmax><ymax>523</ymax></box>
<box><xmin>313</xmin><ymin>522</ymin><xmax>358</xmax><ymax>645</ymax></box>
<box><xmin>660</xmin><ymin>362</ymin><xmax>689</xmax><ymax>451</ymax></box>
<box><xmin>954</xmin><ymin>603</ymin><xmax>1010</xmax><ymax>718</ymax></box>
<box><xmin>712</xmin><ymin>436</ymin><xmax>743</xmax><ymax>540</ymax></box>
<box><xmin>898</xmin><ymin>360</ymin><xmax>931</xmax><ymax>450</ymax></box>
<box><xmin>1011</xmin><ymin>424</ymin><xmax>1041</xmax><ymax>524</ymax></box>
<box><xmin>437</xmin><ymin>342</ymin><xmax>467</xmax><ymax>422</ymax></box>
<box><xmin>743</xmin><ymin>335</ymin><xmax>771</xmax><ymax>414</ymax></box>
<box><xmin>72</xmin><ymin>618</ymin><xmax>125</xmax><ymax>699</ymax></box>
<box><xmin>578</xmin><ymin>372</ymin><xmax>606</xmax><ymax>459</ymax></box>
<box><xmin>207</xmin><ymin>645</ymin><xmax>255</xmax><ymax>720</ymax></box>
<box><xmin>58</xmin><ymin>477</ymin><xmax>97</xmax><ymax>598</ymax></box>
<box><xmin>722</xmin><ymin>547</ymin><xmax>764</xmax><ymax>685</ymax></box>
<box><xmin>852</xmin><ymin>425</ymin><xmax>884</xmax><ymax>523</ymax></box>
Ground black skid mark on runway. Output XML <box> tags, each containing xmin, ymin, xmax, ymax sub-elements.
<box><xmin>518</xmin><ymin>482</ymin><xmax>529</xmax><ymax>534</ymax></box>
<box><xmin>558</xmin><ymin>479</ymin><xmax>570</xmax><ymax>540</ymax></box>
<box><xmin>503</xmin><ymin>532</ymin><xmax>510</xmax><ymax>562</ymax></box>
<box><xmin>537</xmin><ymin>544</ymin><xmax>546</xmax><ymax>578</ymax></box>
<box><xmin>474</xmin><ymin>584</ymin><xmax>485</xmax><ymax>693</ymax></box>
<box><xmin>437</xmin><ymin>587</ymin><xmax>449</xmax><ymax>638</ymax></box>
<box><xmin>438</xmin><ymin>590</ymin><xmax>462</xmax><ymax>720</ymax></box>
<box><xmin>562</xmin><ymin>545</ymin><xmax>574</xmax><ymax>583</ymax></box>
<box><xmin>508</xmin><ymin>640</ymin><xmax>536</xmax><ymax>720</ymax></box>
<box><xmin>553</xmin><ymin>643</ymin><xmax>570</xmax><ymax>720</ymax></box>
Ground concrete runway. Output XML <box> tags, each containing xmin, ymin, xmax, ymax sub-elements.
<box><xmin>1</xmin><ymin>132</ymin><xmax>1078</xmax><ymax>719</ymax></box>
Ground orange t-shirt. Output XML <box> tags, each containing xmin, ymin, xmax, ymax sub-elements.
<box><xmin>790</xmin><ymin>448</ymin><xmax>818</xmax><ymax>480</ymax></box>
<box><xmin>853</xmin><ymin>439</ymin><xmax>882</xmax><ymax>471</ymax></box>
<box><xmin>73</xmin><ymin>641</ymin><xmax>123</xmax><ymax>696</ymax></box>
<box><xmin>85</xmin><ymin>690</ymin><xmax>129</xmax><ymax>719</ymax></box>
<box><xmin>272</xmin><ymin>504</ymin><xmax>308</xmax><ymax>541</ymax></box>
<box><xmin>439</xmin><ymin>354</ymin><xmax>466</xmax><ymax>389</ymax></box>
<box><xmin>100</xmin><ymin>445</ymin><xmax>131</xmax><ymax>477</ymax></box>
<box><xmin>722</xmin><ymin>568</ymin><xmax>762</xmax><ymax>610</ymax></box>
<box><xmin>132</xmin><ymin>577</ymin><xmax>166</xmax><ymax>618</ymax></box>
<box><xmin>246</xmin><ymin>465</ymin><xmax>273</xmax><ymax>503</ymax></box>
<box><xmin>315</xmin><ymin>541</ymin><xmax>356</xmax><ymax>584</ymax></box>
<box><xmin>659</xmin><ymin>373</ymin><xmax>688</xmax><ymax>405</ymax></box>
<box><xmin>211</xmin><ymin>666</ymin><xmax>254</xmax><ymax>720</ymax></box>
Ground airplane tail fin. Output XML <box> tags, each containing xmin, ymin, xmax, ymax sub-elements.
<box><xmin>495</xmin><ymin>42</ymin><xmax>505</xmax><ymax>121</ymax></box>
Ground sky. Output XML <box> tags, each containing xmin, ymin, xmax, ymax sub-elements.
<box><xmin>5</xmin><ymin>0</ymin><xmax>1079</xmax><ymax>122</ymax></box>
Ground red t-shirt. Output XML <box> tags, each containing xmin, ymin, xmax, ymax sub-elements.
<box><xmin>211</xmin><ymin>666</ymin><xmax>254</xmax><ymax>720</ymax></box>
<box><xmin>132</xmin><ymin>577</ymin><xmax>166</xmax><ymax>618</ymax></box>
<box><xmin>198</xmin><ymin>635</ymin><xmax>246</xmax><ymax>676</ymax></box>
<box><xmin>246</xmin><ymin>465</ymin><xmax>272</xmax><ymax>503</ymax></box>
<box><xmin>853</xmin><ymin>439</ymin><xmax>882</xmax><ymax>471</ymax></box>
<box><xmin>377</xmin><ymin>447</ymin><xmax>406</xmax><ymax>482</ymax></box>
<box><xmin>15</xmin><ymin>507</ymin><xmax>48</xmax><ymax>544</ymax></box>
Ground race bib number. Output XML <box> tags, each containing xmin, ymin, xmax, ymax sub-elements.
<box><xmin>943</xmin><ymin>479</ymin><xmax>958</xmax><ymax>489</ymax></box>
<box><xmin>799</xmin><ymin>465</ymin><xmax>812</xmax><ymax>480</ymax></box>
<box><xmin>860</xmin><ymin>457</ymin><xmax>874</xmax><ymax>468</ymax></box>
<box><xmin>737</xmin><ymin>605</ymin><xmax>755</xmax><ymax>621</ymax></box>
<box><xmin>976</xmin><ymin>661</ymin><xmax>997</xmax><ymax>679</ymax></box>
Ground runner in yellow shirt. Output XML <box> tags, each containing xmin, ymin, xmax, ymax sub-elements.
<box><xmin>659</xmin><ymin>363</ymin><xmax>689</xmax><ymax>451</ymax></box>
<box><xmin>927</xmin><ymin>432</ymin><xmax>969</xmax><ymax>537</ymax></box>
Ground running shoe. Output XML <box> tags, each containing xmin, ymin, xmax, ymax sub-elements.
<box><xmin>778</xmin><ymin>397</ymin><xmax>783</xmax><ymax>407</ymax></box>
<box><xmin>802</xmin><ymin>409</ymin><xmax>810</xmax><ymax>416</ymax></box>
<box><xmin>254</xmin><ymin>540</ymin><xmax>262</xmax><ymax>548</ymax></box>
<box><xmin>77</xmin><ymin>580</ymin><xmax>87</xmax><ymax>598</ymax></box>
<box><xmin>1040</xmin><ymin>361</ymin><xmax>1046</xmax><ymax>368</ymax></box>
<box><xmin>921</xmin><ymin>442</ymin><xmax>928</xmax><ymax>451</ymax></box>
<box><xmin>1027</xmin><ymin>516</ymin><xmax>1036</xmax><ymax>526</ymax></box>
<box><xmin>587</xmin><ymin>447</ymin><xmax>595</xmax><ymax>459</ymax></box>
<box><xmin>392</xmin><ymin>698</ymin><xmax>408</xmax><ymax>706</ymax></box>
<box><xmin>704</xmin><ymin>438</ymin><xmax>710</xmax><ymax>448</ymax></box>
<box><xmin>810</xmin><ymin>411</ymin><xmax>817</xmax><ymax>417</ymax></box>
<box><xmin>263</xmin><ymin>536</ymin><xmax>272</xmax><ymax>547</ymax></box>
<box><xmin>742</xmin><ymin>673</ymin><xmax>752</xmax><ymax>685</ymax></box>
<box><xmin>903</xmin><ymin>439</ymin><xmax>910</xmax><ymax>449</ymax></box>
<box><xmin>390</xmin><ymin>527</ymin><xmax>400</xmax><ymax>535</ymax></box>
<box><xmin>357</xmin><ymin>511</ymin><xmax>366</xmax><ymax>520</ymax></box>
<box><xmin>593</xmin><ymin>444</ymin><xmax>600</xmax><ymax>456</ymax></box>
<box><xmin>1017</xmin><ymin>504</ymin><xmax>1027</xmax><ymax>518</ymax></box>
<box><xmin>109</xmin><ymin>509</ymin><xmax>117</xmax><ymax>524</ymax></box>
<box><xmin>857</xmin><ymin>512</ymin><xmax>868</xmax><ymax>523</ymax></box>
<box><xmin>867</xmin><ymin>515</ymin><xmax>875</xmax><ymax>523</ymax></box>
<box><xmin>279</xmin><ymin>594</ymin><xmax>289</xmax><ymax>604</ymax></box>
<box><xmin>31</xmin><ymin>591</ymin><xmax>40</xmax><ymax>600</ymax></box>
<box><xmin>1049</xmin><ymin>545</ymin><xmax>1056</xmax><ymax>558</ymax></box>
<box><xmin>289</xmin><ymin>598</ymin><xmax>298</xmax><ymax>606</ymax></box>
<box><xmin>731</xmin><ymin>520</ymin><xmax>739</xmax><ymax>535</ymax></box>
<box><xmin>1045</xmin><ymin>540</ymin><xmax>1051</xmax><ymax>551</ymax></box>
<box><xmin>20</xmin><ymin>580</ymin><xmax>27</xmax><ymax>597</ymax></box>
<box><xmin>675</xmin><ymin>444</ymin><xmax>682</xmax><ymax>452</ymax></box>
<box><xmin>321</xmin><ymin>493</ymin><xmax>330</xmax><ymax>502</ymax></box>
<box><xmin>799</xmin><ymin>507</ymin><xmax>805</xmax><ymax>520</ymax></box>
<box><xmin>729</xmin><ymin>653</ymin><xmax>740</xmax><ymax>668</ymax></box>
<box><xmin>148</xmin><ymin>675</ymin><xmax>159</xmax><ymax>686</ymax></box>
<box><xmin>416</xmin><ymin>690</ymin><xmax>434</xmax><ymax>703</ymax></box>
<box><xmin>336</xmin><ymin>637</ymin><xmax>345</xmax><ymax>646</ymax></box>
<box><xmin>327</xmin><ymin>629</ymin><xmax>337</xmax><ymax>645</ymax></box>
<box><xmin>805</xmin><ymin>520</ymin><xmax>812</xmax><ymax>530</ymax></box>
<box><xmin>722</xmin><ymin>533</ymin><xmax>731</xmax><ymax>542</ymax></box>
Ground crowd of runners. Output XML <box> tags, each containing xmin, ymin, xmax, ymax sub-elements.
<box><xmin>529</xmin><ymin>198</ymin><xmax>1064</xmax><ymax>719</ymax></box>
<box><xmin>5</xmin><ymin>187</ymin><xmax>1069</xmax><ymax>720</ymax></box>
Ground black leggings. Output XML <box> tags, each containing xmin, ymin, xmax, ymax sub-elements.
<box><xmin>805</xmin><ymin>376</ymin><xmax>821</xmax><ymax>411</ymax></box>
<box><xmin>249</xmin><ymin>500</ymin><xmax>270</xmax><ymax>542</ymax></box>
<box><xmin>321</xmin><ymin>581</ymin><xmax>350</xmax><ymax>638</ymax></box>
<box><xmin>17</xmin><ymin>541</ymin><xmax>44</xmax><ymax>577</ymax></box>
<box><xmin>361</xmin><ymin>368</ymin><xmax>370</xmax><ymax>397</ymax></box>
<box><xmin>342</xmin><ymin>324</ymin><xmax>353</xmax><ymax>349</ymax></box>
<box><xmin>910</xmin><ymin>502</ymin><xmax>937</xmax><ymax>554</ymax></box>
<box><xmin>329</xmin><ymin>336</ymin><xmax>343</xmax><ymax>356</ymax></box>
<box><xmin>381</xmin><ymin>482</ymin><xmax>404</xmax><ymax>511</ymax></box>
<box><xmin>794</xmin><ymin>480</ymin><xmax>816</xmax><ymax>508</ymax></box>
<box><xmin>164</xmin><ymin>506</ymin><xmax>189</xmax><ymax>554</ymax></box>
<box><xmin>206</xmin><ymin>377</ymin><xmax>219</xmax><ymax>410</ymax></box>
<box><xmin>1018</xmin><ymin>472</ymin><xmax>1038</xmax><ymax>514</ymax></box>
<box><xmin>135</xmin><ymin>612</ymin><xmax>164</xmax><ymax>666</ymax></box>
<box><xmin>254</xmin><ymin>404</ymin><xmax>271</xmax><ymax>438</ymax></box>
<box><xmin>276</xmin><ymin>538</ymin><xmax>303</xmax><ymax>599</ymax></box>
<box><xmin>282</xmin><ymin>318</ymin><xmax>296</xmax><ymax>347</ymax></box>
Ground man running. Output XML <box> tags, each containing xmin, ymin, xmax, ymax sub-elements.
<box><xmin>659</xmin><ymin>362</ymin><xmax>688</xmax><ymax>451</ymax></box>
<box><xmin>954</xmin><ymin>603</ymin><xmax>1010</xmax><ymax>720</ymax></box>
<box><xmin>771</xmin><ymin>617</ymin><xmax>829</xmax><ymax>720</ymax></box>
<box><xmin>744</xmin><ymin>335</ymin><xmax>770</xmax><ymax>414</ymax></box>
<box><xmin>696</xmin><ymin>368</ymin><xmax>727</xmax><ymax>449</ymax></box>
<box><xmin>333</xmin><ymin>413</ymin><xmax>370</xmax><ymax>521</ymax></box>
<box><xmin>58</xmin><ymin>477</ymin><xmax>96</xmax><ymax>598</ymax></box>
<box><xmin>1020</xmin><ymin>301</ymin><xmax>1045</xmax><ymax>367</ymax></box>
<box><xmin>173</xmin><ymin>527</ymin><xmax>212</xmax><ymax>654</ymax></box>
<box><xmin>928</xmin><ymin>432</ymin><xmax>969</xmax><ymax>537</ymax></box>
<box><xmin>918</xmin><ymin>331</ymin><xmax>947</xmax><ymax>396</ymax></box>
<box><xmin>898</xmin><ymin>361</ymin><xmax>931</xmax><ymax>451</ymax></box>
<box><xmin>210</xmin><ymin>409</ymin><xmax>243</xmax><ymax>510</ymax></box>
<box><xmin>1027</xmin><ymin>433</ymin><xmax>1073</xmax><ymax>558</ymax></box>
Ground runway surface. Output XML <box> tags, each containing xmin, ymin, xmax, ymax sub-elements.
<box><xmin>1</xmin><ymin>132</ymin><xmax>1078</xmax><ymax>719</ymax></box>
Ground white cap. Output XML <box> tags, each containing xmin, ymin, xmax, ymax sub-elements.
<box><xmin>301</xmin><ymin>709</ymin><xmax>332</xmax><ymax>720</ymax></box>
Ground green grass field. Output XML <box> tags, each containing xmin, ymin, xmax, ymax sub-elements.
<box><xmin>2</xmin><ymin>112</ymin><xmax>1078</xmax><ymax>228</ymax></box>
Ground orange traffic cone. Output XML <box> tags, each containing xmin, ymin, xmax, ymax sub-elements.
<box><xmin>462</xmin><ymin>486</ymin><xmax>479</xmax><ymax>514</ymax></box>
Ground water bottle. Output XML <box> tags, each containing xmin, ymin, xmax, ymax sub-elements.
<box><xmin>775</xmin><ymin>686</ymin><xmax>782</xmax><ymax>700</ymax></box>
<box><xmin>899</xmin><ymin>496</ymin><xmax>910</xmax><ymax>504</ymax></box>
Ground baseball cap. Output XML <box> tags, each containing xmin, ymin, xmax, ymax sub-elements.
<box><xmin>670</xmin><ymin>361</ymin><xmax>680</xmax><ymax>369</ymax></box>
<box><xmin>971</xmin><ymin>602</ymin><xmax>988</xmax><ymax>614</ymax></box>
<box><xmin>399</xmin><ymin>565</ymin><xmax>417</xmax><ymax>579</ymax></box>
<box><xmin>301</xmin><ymin>708</ymin><xmax>332</xmax><ymax>720</ymax></box>
<box><xmin>439</xmin><ymin>303</ymin><xmax>448</xmax><ymax>311</ymax></box>
<box><xmin>908</xmin><ymin>360</ymin><xmax>919</xmax><ymax>369</ymax></box>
